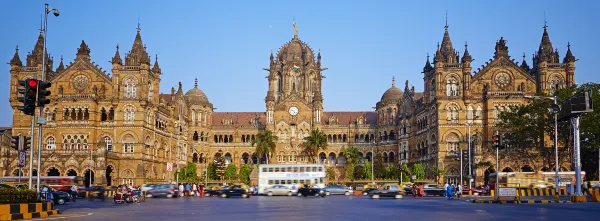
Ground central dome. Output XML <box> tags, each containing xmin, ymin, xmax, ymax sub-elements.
<box><xmin>380</xmin><ymin>77</ymin><xmax>403</xmax><ymax>103</ymax></box>
<box><xmin>276</xmin><ymin>39</ymin><xmax>315</xmax><ymax>64</ymax></box>
<box><xmin>184</xmin><ymin>79</ymin><xmax>209</xmax><ymax>105</ymax></box>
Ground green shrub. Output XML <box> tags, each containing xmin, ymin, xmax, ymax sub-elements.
<box><xmin>0</xmin><ymin>188</ymin><xmax>40</xmax><ymax>204</ymax></box>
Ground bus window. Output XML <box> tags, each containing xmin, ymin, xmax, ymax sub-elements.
<box><xmin>280</xmin><ymin>167</ymin><xmax>285</xmax><ymax>172</ymax></box>
<box><xmin>286</xmin><ymin>180</ymin><xmax>292</xmax><ymax>185</ymax></box>
<box><xmin>263</xmin><ymin>168</ymin><xmax>267</xmax><ymax>172</ymax></box>
<box><xmin>293</xmin><ymin>180</ymin><xmax>298</xmax><ymax>184</ymax></box>
<box><xmin>312</xmin><ymin>167</ymin><xmax>317</xmax><ymax>172</ymax></box>
<box><xmin>268</xmin><ymin>168</ymin><xmax>273</xmax><ymax>172</ymax></box>
<box><xmin>300</xmin><ymin>180</ymin><xmax>305</xmax><ymax>184</ymax></box>
<box><xmin>287</xmin><ymin>167</ymin><xmax>292</xmax><ymax>172</ymax></box>
<box><xmin>319</xmin><ymin>178</ymin><xmax>323</xmax><ymax>183</ymax></box>
<box><xmin>269</xmin><ymin>180</ymin><xmax>274</xmax><ymax>185</ymax></box>
<box><xmin>275</xmin><ymin>167</ymin><xmax>280</xmax><ymax>172</ymax></box>
<box><xmin>318</xmin><ymin>167</ymin><xmax>323</xmax><ymax>172</ymax></box>
<box><xmin>306</xmin><ymin>167</ymin><xmax>310</xmax><ymax>172</ymax></box>
<box><xmin>300</xmin><ymin>167</ymin><xmax>305</xmax><ymax>172</ymax></box>
<box><xmin>293</xmin><ymin>167</ymin><xmax>298</xmax><ymax>172</ymax></box>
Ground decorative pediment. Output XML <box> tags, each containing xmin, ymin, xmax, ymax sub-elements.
<box><xmin>51</xmin><ymin>57</ymin><xmax>112</xmax><ymax>85</ymax></box>
<box><xmin>472</xmin><ymin>57</ymin><xmax>535</xmax><ymax>83</ymax></box>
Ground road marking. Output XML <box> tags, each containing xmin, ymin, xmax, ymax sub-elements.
<box><xmin>474</xmin><ymin>210</ymin><xmax>485</xmax><ymax>212</ymax></box>
<box><xmin>34</xmin><ymin>212</ymin><xmax>93</xmax><ymax>220</ymax></box>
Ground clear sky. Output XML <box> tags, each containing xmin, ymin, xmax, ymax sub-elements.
<box><xmin>1</xmin><ymin>0</ymin><xmax>598</xmax><ymax>126</ymax></box>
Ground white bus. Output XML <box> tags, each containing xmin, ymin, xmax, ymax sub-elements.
<box><xmin>258</xmin><ymin>164</ymin><xmax>326</xmax><ymax>194</ymax></box>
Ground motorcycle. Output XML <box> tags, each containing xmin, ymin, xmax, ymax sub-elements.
<box><xmin>114</xmin><ymin>193</ymin><xmax>126</xmax><ymax>204</ymax></box>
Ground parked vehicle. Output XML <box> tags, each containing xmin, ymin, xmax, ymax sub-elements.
<box><xmin>141</xmin><ymin>184</ymin><xmax>156</xmax><ymax>192</ymax></box>
<box><xmin>53</xmin><ymin>191</ymin><xmax>72</xmax><ymax>205</ymax></box>
<box><xmin>370</xmin><ymin>184</ymin><xmax>405</xmax><ymax>199</ymax></box>
<box><xmin>204</xmin><ymin>185</ymin><xmax>224</xmax><ymax>196</ymax></box>
<box><xmin>146</xmin><ymin>184</ymin><xmax>177</xmax><ymax>198</ymax></box>
<box><xmin>0</xmin><ymin>184</ymin><xmax>16</xmax><ymax>189</ymax></box>
<box><xmin>264</xmin><ymin>185</ymin><xmax>295</xmax><ymax>196</ymax></box>
<box><xmin>297</xmin><ymin>186</ymin><xmax>326</xmax><ymax>197</ymax></box>
<box><xmin>423</xmin><ymin>183</ymin><xmax>445</xmax><ymax>196</ymax></box>
<box><xmin>86</xmin><ymin>186</ymin><xmax>106</xmax><ymax>200</ymax></box>
<box><xmin>362</xmin><ymin>184</ymin><xmax>380</xmax><ymax>196</ymax></box>
<box><xmin>324</xmin><ymin>185</ymin><xmax>353</xmax><ymax>195</ymax></box>
<box><xmin>220</xmin><ymin>186</ymin><xmax>250</xmax><ymax>198</ymax></box>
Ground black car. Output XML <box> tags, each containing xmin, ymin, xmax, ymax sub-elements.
<box><xmin>204</xmin><ymin>186</ymin><xmax>224</xmax><ymax>197</ymax></box>
<box><xmin>53</xmin><ymin>191</ymin><xmax>72</xmax><ymax>205</ymax></box>
<box><xmin>297</xmin><ymin>186</ymin><xmax>326</xmax><ymax>197</ymax></box>
<box><xmin>370</xmin><ymin>185</ymin><xmax>404</xmax><ymax>199</ymax></box>
<box><xmin>219</xmin><ymin>186</ymin><xmax>250</xmax><ymax>198</ymax></box>
<box><xmin>86</xmin><ymin>186</ymin><xmax>106</xmax><ymax>199</ymax></box>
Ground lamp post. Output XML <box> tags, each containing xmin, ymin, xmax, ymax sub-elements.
<box><xmin>35</xmin><ymin>3</ymin><xmax>60</xmax><ymax>193</ymax></box>
<box><xmin>466</xmin><ymin>122</ymin><xmax>473</xmax><ymax>188</ymax></box>
<box><xmin>524</xmin><ymin>95</ymin><xmax>560</xmax><ymax>197</ymax></box>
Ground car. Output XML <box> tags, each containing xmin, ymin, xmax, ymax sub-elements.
<box><xmin>297</xmin><ymin>186</ymin><xmax>326</xmax><ymax>197</ymax></box>
<box><xmin>403</xmin><ymin>186</ymin><xmax>414</xmax><ymax>195</ymax></box>
<box><xmin>370</xmin><ymin>184</ymin><xmax>405</xmax><ymax>199</ymax></box>
<box><xmin>264</xmin><ymin>185</ymin><xmax>295</xmax><ymax>196</ymax></box>
<box><xmin>53</xmin><ymin>191</ymin><xmax>72</xmax><ymax>205</ymax></box>
<box><xmin>86</xmin><ymin>186</ymin><xmax>106</xmax><ymax>198</ymax></box>
<box><xmin>462</xmin><ymin>187</ymin><xmax>486</xmax><ymax>195</ymax></box>
<box><xmin>362</xmin><ymin>184</ymin><xmax>380</xmax><ymax>196</ymax></box>
<box><xmin>324</xmin><ymin>185</ymin><xmax>353</xmax><ymax>195</ymax></box>
<box><xmin>423</xmin><ymin>183</ymin><xmax>445</xmax><ymax>196</ymax></box>
<box><xmin>530</xmin><ymin>181</ymin><xmax>554</xmax><ymax>189</ymax></box>
<box><xmin>204</xmin><ymin>185</ymin><xmax>224</xmax><ymax>196</ymax></box>
<box><xmin>220</xmin><ymin>186</ymin><xmax>251</xmax><ymax>198</ymax></box>
<box><xmin>141</xmin><ymin>184</ymin><xmax>156</xmax><ymax>192</ymax></box>
<box><xmin>0</xmin><ymin>184</ymin><xmax>16</xmax><ymax>189</ymax></box>
<box><xmin>146</xmin><ymin>184</ymin><xmax>178</xmax><ymax>198</ymax></box>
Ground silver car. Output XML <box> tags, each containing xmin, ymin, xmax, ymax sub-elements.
<box><xmin>264</xmin><ymin>185</ymin><xmax>295</xmax><ymax>196</ymax></box>
<box><xmin>324</xmin><ymin>185</ymin><xmax>353</xmax><ymax>195</ymax></box>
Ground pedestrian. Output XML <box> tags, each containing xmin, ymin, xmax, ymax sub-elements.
<box><xmin>446</xmin><ymin>184</ymin><xmax>453</xmax><ymax>200</ymax></box>
<box><xmin>185</xmin><ymin>183</ymin><xmax>191</xmax><ymax>197</ymax></box>
<box><xmin>419</xmin><ymin>184</ymin><xmax>425</xmax><ymax>197</ymax></box>
<box><xmin>70</xmin><ymin>184</ymin><xmax>78</xmax><ymax>202</ymax></box>
<box><xmin>457</xmin><ymin>184</ymin><xmax>463</xmax><ymax>198</ymax></box>
<box><xmin>412</xmin><ymin>184</ymin><xmax>417</xmax><ymax>198</ymax></box>
<box><xmin>178</xmin><ymin>183</ymin><xmax>184</xmax><ymax>197</ymax></box>
<box><xmin>192</xmin><ymin>183</ymin><xmax>197</xmax><ymax>196</ymax></box>
<box><xmin>444</xmin><ymin>182</ymin><xmax>449</xmax><ymax>190</ymax></box>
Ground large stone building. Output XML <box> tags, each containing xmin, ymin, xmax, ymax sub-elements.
<box><xmin>5</xmin><ymin>22</ymin><xmax>575</xmax><ymax>186</ymax></box>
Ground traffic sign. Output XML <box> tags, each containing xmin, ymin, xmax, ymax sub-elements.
<box><xmin>18</xmin><ymin>151</ymin><xmax>26</xmax><ymax>167</ymax></box>
<box><xmin>166</xmin><ymin>162</ymin><xmax>173</xmax><ymax>172</ymax></box>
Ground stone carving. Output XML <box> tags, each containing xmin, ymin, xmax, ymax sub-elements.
<box><xmin>72</xmin><ymin>74</ymin><xmax>90</xmax><ymax>91</ymax></box>
<box><xmin>58</xmin><ymin>85</ymin><xmax>63</xmax><ymax>95</ymax></box>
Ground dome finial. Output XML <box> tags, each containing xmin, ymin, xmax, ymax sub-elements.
<box><xmin>293</xmin><ymin>18</ymin><xmax>299</xmax><ymax>39</ymax></box>
<box><xmin>194</xmin><ymin>78</ymin><xmax>198</xmax><ymax>88</ymax></box>
<box><xmin>392</xmin><ymin>76</ymin><xmax>396</xmax><ymax>87</ymax></box>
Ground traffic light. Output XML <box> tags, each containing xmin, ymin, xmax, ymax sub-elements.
<box><xmin>492</xmin><ymin>134</ymin><xmax>504</xmax><ymax>149</ymax></box>
<box><xmin>37</xmin><ymin>80</ymin><xmax>52</xmax><ymax>107</ymax></box>
<box><xmin>23</xmin><ymin>136</ymin><xmax>31</xmax><ymax>150</ymax></box>
<box><xmin>11</xmin><ymin>135</ymin><xmax>21</xmax><ymax>150</ymax></box>
<box><xmin>17</xmin><ymin>79</ymin><xmax>37</xmax><ymax>115</ymax></box>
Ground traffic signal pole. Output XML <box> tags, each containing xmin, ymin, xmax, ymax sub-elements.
<box><xmin>28</xmin><ymin>104</ymin><xmax>35</xmax><ymax>189</ymax></box>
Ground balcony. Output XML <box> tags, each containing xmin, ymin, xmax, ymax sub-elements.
<box><xmin>58</xmin><ymin>94</ymin><xmax>96</xmax><ymax>100</ymax></box>
<box><xmin>62</xmin><ymin>120</ymin><xmax>90</xmax><ymax>126</ymax></box>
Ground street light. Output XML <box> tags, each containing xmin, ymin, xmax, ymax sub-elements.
<box><xmin>34</xmin><ymin>3</ymin><xmax>59</xmax><ymax>193</ymax></box>
<box><xmin>465</xmin><ymin>122</ymin><xmax>473</xmax><ymax>189</ymax></box>
<box><xmin>524</xmin><ymin>95</ymin><xmax>560</xmax><ymax>197</ymax></box>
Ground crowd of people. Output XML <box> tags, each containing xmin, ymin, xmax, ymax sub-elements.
<box><xmin>443</xmin><ymin>183</ymin><xmax>463</xmax><ymax>199</ymax></box>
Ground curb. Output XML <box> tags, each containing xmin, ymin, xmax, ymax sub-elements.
<box><xmin>471</xmin><ymin>199</ymin><xmax>572</xmax><ymax>204</ymax></box>
<box><xmin>0</xmin><ymin>209</ymin><xmax>60</xmax><ymax>221</ymax></box>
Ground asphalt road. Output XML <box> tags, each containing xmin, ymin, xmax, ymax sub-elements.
<box><xmin>44</xmin><ymin>195</ymin><xmax>600</xmax><ymax>221</ymax></box>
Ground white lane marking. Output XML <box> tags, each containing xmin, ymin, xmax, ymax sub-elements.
<box><xmin>33</xmin><ymin>212</ymin><xmax>93</xmax><ymax>220</ymax></box>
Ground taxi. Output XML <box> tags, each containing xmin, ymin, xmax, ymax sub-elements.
<box><xmin>362</xmin><ymin>184</ymin><xmax>380</xmax><ymax>196</ymax></box>
<box><xmin>370</xmin><ymin>184</ymin><xmax>405</xmax><ymax>199</ymax></box>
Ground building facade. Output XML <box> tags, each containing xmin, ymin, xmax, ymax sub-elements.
<box><xmin>5</xmin><ymin>22</ymin><xmax>575</xmax><ymax>186</ymax></box>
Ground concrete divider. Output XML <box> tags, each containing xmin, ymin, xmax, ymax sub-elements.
<box><xmin>0</xmin><ymin>202</ymin><xmax>60</xmax><ymax>220</ymax></box>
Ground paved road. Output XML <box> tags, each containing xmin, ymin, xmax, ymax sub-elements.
<box><xmin>45</xmin><ymin>195</ymin><xmax>600</xmax><ymax>221</ymax></box>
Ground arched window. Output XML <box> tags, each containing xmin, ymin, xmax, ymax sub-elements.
<box><xmin>445</xmin><ymin>75</ymin><xmax>460</xmax><ymax>96</ymax></box>
<box><xmin>122</xmin><ymin>134</ymin><xmax>135</xmax><ymax>153</ymax></box>
<box><xmin>125</xmin><ymin>79</ymin><xmax>137</xmax><ymax>98</ymax></box>
<box><xmin>467</xmin><ymin>105</ymin><xmax>474</xmax><ymax>123</ymax></box>
<box><xmin>445</xmin><ymin>133</ymin><xmax>460</xmax><ymax>154</ymax></box>
<box><xmin>46</xmin><ymin>137</ymin><xmax>56</xmax><ymax>150</ymax></box>
<box><xmin>124</xmin><ymin>106</ymin><xmax>135</xmax><ymax>121</ymax></box>
<box><xmin>105</xmin><ymin>137</ymin><xmax>113</xmax><ymax>152</ymax></box>
<box><xmin>445</xmin><ymin>103</ymin><xmax>460</xmax><ymax>124</ymax></box>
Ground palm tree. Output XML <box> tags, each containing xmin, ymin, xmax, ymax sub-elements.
<box><xmin>251</xmin><ymin>130</ymin><xmax>278</xmax><ymax>164</ymax></box>
<box><xmin>301</xmin><ymin>129</ymin><xmax>328</xmax><ymax>163</ymax></box>
<box><xmin>343</xmin><ymin>146</ymin><xmax>359</xmax><ymax>165</ymax></box>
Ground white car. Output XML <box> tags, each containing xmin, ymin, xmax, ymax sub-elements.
<box><xmin>264</xmin><ymin>185</ymin><xmax>296</xmax><ymax>196</ymax></box>
<box><xmin>141</xmin><ymin>184</ymin><xmax>156</xmax><ymax>192</ymax></box>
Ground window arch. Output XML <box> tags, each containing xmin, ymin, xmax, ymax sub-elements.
<box><xmin>45</xmin><ymin>137</ymin><xmax>56</xmax><ymax>150</ymax></box>
<box><xmin>124</xmin><ymin>78</ymin><xmax>137</xmax><ymax>98</ymax></box>
<box><xmin>445</xmin><ymin>74</ymin><xmax>460</xmax><ymax>96</ymax></box>
<box><xmin>445</xmin><ymin>103</ymin><xmax>460</xmax><ymax>124</ymax></box>
<box><xmin>122</xmin><ymin>134</ymin><xmax>136</xmax><ymax>153</ymax></box>
<box><xmin>104</xmin><ymin>137</ymin><xmax>113</xmax><ymax>152</ymax></box>
<box><xmin>445</xmin><ymin>132</ymin><xmax>460</xmax><ymax>154</ymax></box>
<box><xmin>124</xmin><ymin>106</ymin><xmax>136</xmax><ymax>121</ymax></box>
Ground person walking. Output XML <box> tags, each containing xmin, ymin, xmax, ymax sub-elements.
<box><xmin>192</xmin><ymin>183</ymin><xmax>197</xmax><ymax>196</ymax></box>
<box><xmin>446</xmin><ymin>184</ymin><xmax>454</xmax><ymax>200</ymax></box>
<box><xmin>70</xmin><ymin>184</ymin><xmax>78</xmax><ymax>202</ymax></box>
<box><xmin>178</xmin><ymin>183</ymin><xmax>184</xmax><ymax>197</ymax></box>
<box><xmin>185</xmin><ymin>183</ymin><xmax>191</xmax><ymax>197</ymax></box>
<box><xmin>457</xmin><ymin>184</ymin><xmax>463</xmax><ymax>198</ymax></box>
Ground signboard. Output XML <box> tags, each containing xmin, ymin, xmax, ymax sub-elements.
<box><xmin>166</xmin><ymin>162</ymin><xmax>173</xmax><ymax>172</ymax></box>
<box><xmin>18</xmin><ymin>151</ymin><xmax>26</xmax><ymax>167</ymax></box>
<box><xmin>412</xmin><ymin>175</ymin><xmax>416</xmax><ymax>180</ymax></box>
<box><xmin>498</xmin><ymin>187</ymin><xmax>517</xmax><ymax>197</ymax></box>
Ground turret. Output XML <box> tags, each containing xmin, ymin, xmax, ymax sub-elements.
<box><xmin>563</xmin><ymin>42</ymin><xmax>577</xmax><ymax>86</ymax></box>
<box><xmin>9</xmin><ymin>46</ymin><xmax>22</xmax><ymax>68</ymax></box>
<box><xmin>111</xmin><ymin>44</ymin><xmax>122</xmax><ymax>66</ymax></box>
<box><xmin>55</xmin><ymin>55</ymin><xmax>65</xmax><ymax>73</ymax></box>
<box><xmin>461</xmin><ymin>42</ymin><xmax>473</xmax><ymax>98</ymax></box>
<box><xmin>76</xmin><ymin>40</ymin><xmax>91</xmax><ymax>61</ymax></box>
<box><xmin>152</xmin><ymin>54</ymin><xmax>162</xmax><ymax>74</ymax></box>
<box><xmin>423</xmin><ymin>53</ymin><xmax>433</xmax><ymax>73</ymax></box>
<box><xmin>520</xmin><ymin>53</ymin><xmax>530</xmax><ymax>73</ymax></box>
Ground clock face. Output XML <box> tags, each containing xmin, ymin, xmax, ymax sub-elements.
<box><xmin>495</xmin><ymin>72</ymin><xmax>511</xmax><ymax>88</ymax></box>
<box><xmin>289</xmin><ymin>106</ymin><xmax>299</xmax><ymax>116</ymax></box>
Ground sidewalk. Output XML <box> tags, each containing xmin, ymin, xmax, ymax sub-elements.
<box><xmin>467</xmin><ymin>195</ymin><xmax>594</xmax><ymax>204</ymax></box>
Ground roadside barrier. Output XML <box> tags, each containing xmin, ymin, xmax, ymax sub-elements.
<box><xmin>0</xmin><ymin>202</ymin><xmax>60</xmax><ymax>220</ymax></box>
<box><xmin>491</xmin><ymin>188</ymin><xmax>589</xmax><ymax>197</ymax></box>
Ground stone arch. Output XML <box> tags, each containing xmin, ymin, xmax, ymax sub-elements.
<box><xmin>366</xmin><ymin>152</ymin><xmax>373</xmax><ymax>162</ymax></box>
<box><xmin>521</xmin><ymin>165</ymin><xmax>534</xmax><ymax>172</ymax></box>
<box><xmin>388</xmin><ymin>152</ymin><xmax>395</xmax><ymax>163</ymax></box>
<box><xmin>47</xmin><ymin>167</ymin><xmax>61</xmax><ymax>176</ymax></box>
<box><xmin>502</xmin><ymin>167</ymin><xmax>513</xmax><ymax>172</ymax></box>
<box><xmin>224</xmin><ymin>152</ymin><xmax>232</xmax><ymax>165</ymax></box>
<box><xmin>328</xmin><ymin>152</ymin><xmax>336</xmax><ymax>165</ymax></box>
<box><xmin>120</xmin><ymin>131</ymin><xmax>139</xmax><ymax>143</ymax></box>
<box><xmin>192</xmin><ymin>152</ymin><xmax>199</xmax><ymax>163</ymax></box>
<box><xmin>241</xmin><ymin>152</ymin><xmax>250</xmax><ymax>164</ymax></box>
<box><xmin>318</xmin><ymin>152</ymin><xmax>327</xmax><ymax>164</ymax></box>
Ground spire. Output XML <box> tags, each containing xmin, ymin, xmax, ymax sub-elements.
<box><xmin>391</xmin><ymin>76</ymin><xmax>396</xmax><ymax>88</ymax></box>
<box><xmin>434</xmin><ymin>42</ymin><xmax>444</xmax><ymax>63</ymax></box>
<box><xmin>563</xmin><ymin>42</ymin><xmax>576</xmax><ymax>63</ymax></box>
<box><xmin>176</xmin><ymin>82</ymin><xmax>183</xmax><ymax>95</ymax></box>
<box><xmin>537</xmin><ymin>22</ymin><xmax>555</xmax><ymax>62</ymax></box>
<box><xmin>494</xmin><ymin>37</ymin><xmax>509</xmax><ymax>59</ymax></box>
<box><xmin>26</xmin><ymin>32</ymin><xmax>46</xmax><ymax>67</ymax></box>
<box><xmin>423</xmin><ymin>53</ymin><xmax>433</xmax><ymax>72</ymax></box>
<box><xmin>461</xmin><ymin>41</ymin><xmax>472</xmax><ymax>63</ymax></box>
<box><xmin>317</xmin><ymin>49</ymin><xmax>321</xmax><ymax>65</ymax></box>
<box><xmin>152</xmin><ymin>54</ymin><xmax>162</xmax><ymax>74</ymax></box>
<box><xmin>56</xmin><ymin>55</ymin><xmax>65</xmax><ymax>72</ymax></box>
<box><xmin>194</xmin><ymin>78</ymin><xmax>198</xmax><ymax>88</ymax></box>
<box><xmin>10</xmin><ymin>45</ymin><xmax>22</xmax><ymax>66</ymax></box>
<box><xmin>111</xmin><ymin>44</ymin><xmax>122</xmax><ymax>65</ymax></box>
<box><xmin>125</xmin><ymin>23</ymin><xmax>150</xmax><ymax>66</ymax></box>
<box><xmin>520</xmin><ymin>53</ymin><xmax>530</xmax><ymax>72</ymax></box>
<box><xmin>76</xmin><ymin>40</ymin><xmax>91</xmax><ymax>57</ymax></box>
<box><xmin>439</xmin><ymin>15</ymin><xmax>457</xmax><ymax>63</ymax></box>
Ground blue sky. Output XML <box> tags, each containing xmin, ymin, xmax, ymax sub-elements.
<box><xmin>1</xmin><ymin>0</ymin><xmax>598</xmax><ymax>126</ymax></box>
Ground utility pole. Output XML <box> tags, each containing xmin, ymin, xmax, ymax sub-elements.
<box><xmin>572</xmin><ymin>116</ymin><xmax>582</xmax><ymax>196</ymax></box>
<box><xmin>495</xmin><ymin>131</ymin><xmax>499</xmax><ymax>200</ymax></box>
<box><xmin>459</xmin><ymin>147</ymin><xmax>463</xmax><ymax>186</ymax></box>
<box><xmin>467</xmin><ymin>122</ymin><xmax>472</xmax><ymax>189</ymax></box>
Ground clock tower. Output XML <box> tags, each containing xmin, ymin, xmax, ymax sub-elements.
<box><xmin>264</xmin><ymin>21</ymin><xmax>325</xmax><ymax>162</ymax></box>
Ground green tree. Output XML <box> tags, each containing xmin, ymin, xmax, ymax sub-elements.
<box><xmin>411</xmin><ymin>163</ymin><xmax>425</xmax><ymax>180</ymax></box>
<box><xmin>207</xmin><ymin>163</ymin><xmax>217</xmax><ymax>181</ymax></box>
<box><xmin>353</xmin><ymin>165</ymin><xmax>365</xmax><ymax>180</ymax></box>
<box><xmin>363</xmin><ymin>161</ymin><xmax>373</xmax><ymax>180</ymax></box>
<box><xmin>301</xmin><ymin>129</ymin><xmax>328</xmax><ymax>163</ymax></box>
<box><xmin>343</xmin><ymin>146</ymin><xmax>360</xmax><ymax>182</ymax></box>
<box><xmin>224</xmin><ymin>164</ymin><xmax>238</xmax><ymax>180</ymax></box>
<box><xmin>212</xmin><ymin>152</ymin><xmax>226</xmax><ymax>180</ymax></box>
<box><xmin>426</xmin><ymin>166</ymin><xmax>445</xmax><ymax>183</ymax></box>
<box><xmin>400</xmin><ymin>164</ymin><xmax>411</xmax><ymax>182</ymax></box>
<box><xmin>573</xmin><ymin>83</ymin><xmax>600</xmax><ymax>180</ymax></box>
<box><xmin>384</xmin><ymin>164</ymin><xmax>397</xmax><ymax>179</ymax></box>
<box><xmin>251</xmin><ymin>130</ymin><xmax>278</xmax><ymax>164</ymax></box>
<box><xmin>238</xmin><ymin>164</ymin><xmax>253</xmax><ymax>184</ymax></box>
<box><xmin>174</xmin><ymin>163</ymin><xmax>199</xmax><ymax>183</ymax></box>
<box><xmin>326</xmin><ymin>167</ymin><xmax>336</xmax><ymax>182</ymax></box>
<box><xmin>373</xmin><ymin>153</ymin><xmax>386</xmax><ymax>179</ymax></box>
